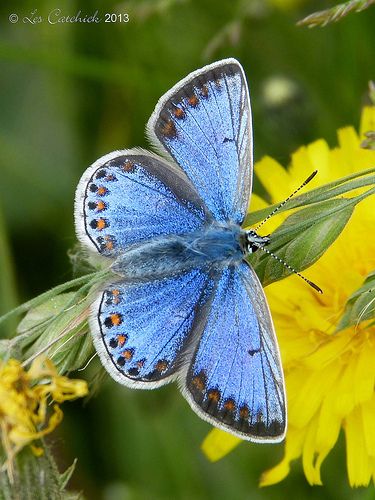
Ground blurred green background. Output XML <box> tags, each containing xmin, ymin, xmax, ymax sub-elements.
<box><xmin>0</xmin><ymin>0</ymin><xmax>374</xmax><ymax>498</ymax></box>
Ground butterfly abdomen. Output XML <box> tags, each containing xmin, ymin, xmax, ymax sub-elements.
<box><xmin>112</xmin><ymin>222</ymin><xmax>243</xmax><ymax>281</ymax></box>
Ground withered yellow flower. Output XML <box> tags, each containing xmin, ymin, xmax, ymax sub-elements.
<box><xmin>202</xmin><ymin>106</ymin><xmax>375</xmax><ymax>487</ymax></box>
<box><xmin>0</xmin><ymin>356</ymin><xmax>88</xmax><ymax>480</ymax></box>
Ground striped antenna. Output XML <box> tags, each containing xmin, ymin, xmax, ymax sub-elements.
<box><xmin>254</xmin><ymin>170</ymin><xmax>322</xmax><ymax>293</ymax></box>
<box><xmin>254</xmin><ymin>170</ymin><xmax>318</xmax><ymax>231</ymax></box>
<box><xmin>258</xmin><ymin>246</ymin><xmax>323</xmax><ymax>293</ymax></box>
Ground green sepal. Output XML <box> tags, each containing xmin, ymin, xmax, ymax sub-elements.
<box><xmin>20</xmin><ymin>292</ymin><xmax>93</xmax><ymax>374</ymax></box>
<box><xmin>244</xmin><ymin>167</ymin><xmax>375</xmax><ymax>228</ymax></box>
<box><xmin>336</xmin><ymin>271</ymin><xmax>375</xmax><ymax>332</ymax></box>
<box><xmin>249</xmin><ymin>186</ymin><xmax>375</xmax><ymax>287</ymax></box>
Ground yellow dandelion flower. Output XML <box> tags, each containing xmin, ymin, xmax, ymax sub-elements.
<box><xmin>202</xmin><ymin>106</ymin><xmax>375</xmax><ymax>487</ymax></box>
<box><xmin>0</xmin><ymin>356</ymin><xmax>88</xmax><ymax>481</ymax></box>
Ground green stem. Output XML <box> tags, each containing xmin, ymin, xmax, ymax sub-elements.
<box><xmin>244</xmin><ymin>168</ymin><xmax>375</xmax><ymax>227</ymax></box>
<box><xmin>0</xmin><ymin>269</ymin><xmax>110</xmax><ymax>327</ymax></box>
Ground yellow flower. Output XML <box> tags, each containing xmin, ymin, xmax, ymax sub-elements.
<box><xmin>0</xmin><ymin>356</ymin><xmax>88</xmax><ymax>481</ymax></box>
<box><xmin>202</xmin><ymin>106</ymin><xmax>375</xmax><ymax>487</ymax></box>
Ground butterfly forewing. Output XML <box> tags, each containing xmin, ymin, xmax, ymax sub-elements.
<box><xmin>75</xmin><ymin>149</ymin><xmax>210</xmax><ymax>257</ymax></box>
<box><xmin>183</xmin><ymin>262</ymin><xmax>286</xmax><ymax>441</ymax></box>
<box><xmin>147</xmin><ymin>59</ymin><xmax>252</xmax><ymax>225</ymax></box>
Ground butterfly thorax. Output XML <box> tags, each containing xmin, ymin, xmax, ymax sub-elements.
<box><xmin>112</xmin><ymin>223</ymin><xmax>268</xmax><ymax>281</ymax></box>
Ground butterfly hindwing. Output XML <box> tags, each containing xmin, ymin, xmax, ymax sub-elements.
<box><xmin>75</xmin><ymin>149</ymin><xmax>210</xmax><ymax>257</ymax></box>
<box><xmin>92</xmin><ymin>267</ymin><xmax>213</xmax><ymax>388</ymax></box>
<box><xmin>183</xmin><ymin>262</ymin><xmax>286</xmax><ymax>442</ymax></box>
<box><xmin>147</xmin><ymin>59</ymin><xmax>252</xmax><ymax>225</ymax></box>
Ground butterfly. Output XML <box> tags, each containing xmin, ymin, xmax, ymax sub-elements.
<box><xmin>74</xmin><ymin>58</ymin><xmax>286</xmax><ymax>442</ymax></box>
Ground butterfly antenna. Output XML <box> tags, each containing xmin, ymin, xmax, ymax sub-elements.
<box><xmin>258</xmin><ymin>246</ymin><xmax>323</xmax><ymax>294</ymax></box>
<box><xmin>254</xmin><ymin>170</ymin><xmax>318</xmax><ymax>231</ymax></box>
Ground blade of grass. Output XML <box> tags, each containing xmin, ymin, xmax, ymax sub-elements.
<box><xmin>0</xmin><ymin>206</ymin><xmax>18</xmax><ymax>338</ymax></box>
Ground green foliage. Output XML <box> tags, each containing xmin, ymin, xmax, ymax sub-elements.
<box><xmin>19</xmin><ymin>292</ymin><xmax>94</xmax><ymax>374</ymax></box>
<box><xmin>248</xmin><ymin>169</ymin><xmax>375</xmax><ymax>285</ymax></box>
<box><xmin>337</xmin><ymin>271</ymin><xmax>375</xmax><ymax>331</ymax></box>
<box><xmin>0</xmin><ymin>208</ymin><xmax>18</xmax><ymax>338</ymax></box>
<box><xmin>0</xmin><ymin>445</ymin><xmax>81</xmax><ymax>500</ymax></box>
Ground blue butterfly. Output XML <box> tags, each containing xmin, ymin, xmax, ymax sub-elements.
<box><xmin>75</xmin><ymin>59</ymin><xmax>286</xmax><ymax>442</ymax></box>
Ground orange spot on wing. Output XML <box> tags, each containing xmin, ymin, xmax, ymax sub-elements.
<box><xmin>162</xmin><ymin>120</ymin><xmax>177</xmax><ymax>138</ymax></box>
<box><xmin>122</xmin><ymin>349</ymin><xmax>133</xmax><ymax>360</ymax></box>
<box><xmin>123</xmin><ymin>160</ymin><xmax>134</xmax><ymax>172</ymax></box>
<box><xmin>117</xmin><ymin>334</ymin><xmax>127</xmax><ymax>346</ymax></box>
<box><xmin>110</xmin><ymin>314</ymin><xmax>122</xmax><ymax>326</ymax></box>
<box><xmin>188</xmin><ymin>95</ymin><xmax>199</xmax><ymax>107</ymax></box>
<box><xmin>224</xmin><ymin>399</ymin><xmax>236</xmax><ymax>411</ymax></box>
<box><xmin>200</xmin><ymin>85</ymin><xmax>209</xmax><ymax>97</ymax></box>
<box><xmin>239</xmin><ymin>406</ymin><xmax>249</xmax><ymax>419</ymax></box>
<box><xmin>111</xmin><ymin>288</ymin><xmax>120</xmax><ymax>303</ymax></box>
<box><xmin>97</xmin><ymin>218</ymin><xmax>106</xmax><ymax>230</ymax></box>
<box><xmin>207</xmin><ymin>389</ymin><xmax>220</xmax><ymax>403</ymax></box>
<box><xmin>173</xmin><ymin>107</ymin><xmax>185</xmax><ymax>119</ymax></box>
<box><xmin>156</xmin><ymin>360</ymin><xmax>169</xmax><ymax>372</ymax></box>
<box><xmin>192</xmin><ymin>375</ymin><xmax>205</xmax><ymax>391</ymax></box>
<box><xmin>97</xmin><ymin>186</ymin><xmax>108</xmax><ymax>196</ymax></box>
<box><xmin>97</xmin><ymin>201</ymin><xmax>106</xmax><ymax>211</ymax></box>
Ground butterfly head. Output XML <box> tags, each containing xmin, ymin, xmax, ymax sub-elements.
<box><xmin>240</xmin><ymin>230</ymin><xmax>270</xmax><ymax>256</ymax></box>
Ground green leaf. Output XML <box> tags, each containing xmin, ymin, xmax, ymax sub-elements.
<box><xmin>337</xmin><ymin>271</ymin><xmax>375</xmax><ymax>331</ymax></box>
<box><xmin>0</xmin><ymin>339</ymin><xmax>22</xmax><ymax>361</ymax></box>
<box><xmin>59</xmin><ymin>459</ymin><xmax>78</xmax><ymax>491</ymax></box>
<box><xmin>0</xmin><ymin>269</ymin><xmax>111</xmax><ymax>329</ymax></box>
<box><xmin>21</xmin><ymin>292</ymin><xmax>93</xmax><ymax>374</ymax></box>
<box><xmin>249</xmin><ymin>187</ymin><xmax>375</xmax><ymax>287</ymax></box>
<box><xmin>17</xmin><ymin>293</ymin><xmax>76</xmax><ymax>334</ymax></box>
<box><xmin>51</xmin><ymin>327</ymin><xmax>94</xmax><ymax>374</ymax></box>
<box><xmin>0</xmin><ymin>206</ymin><xmax>18</xmax><ymax>338</ymax></box>
<box><xmin>0</xmin><ymin>444</ymin><xmax>81</xmax><ymax>500</ymax></box>
<box><xmin>244</xmin><ymin>167</ymin><xmax>375</xmax><ymax>228</ymax></box>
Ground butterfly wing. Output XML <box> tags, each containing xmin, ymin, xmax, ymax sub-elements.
<box><xmin>92</xmin><ymin>267</ymin><xmax>214</xmax><ymax>388</ymax></box>
<box><xmin>147</xmin><ymin>58</ymin><xmax>252</xmax><ymax>225</ymax></box>
<box><xmin>75</xmin><ymin>149</ymin><xmax>210</xmax><ymax>257</ymax></box>
<box><xmin>182</xmin><ymin>261</ymin><xmax>286</xmax><ymax>442</ymax></box>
